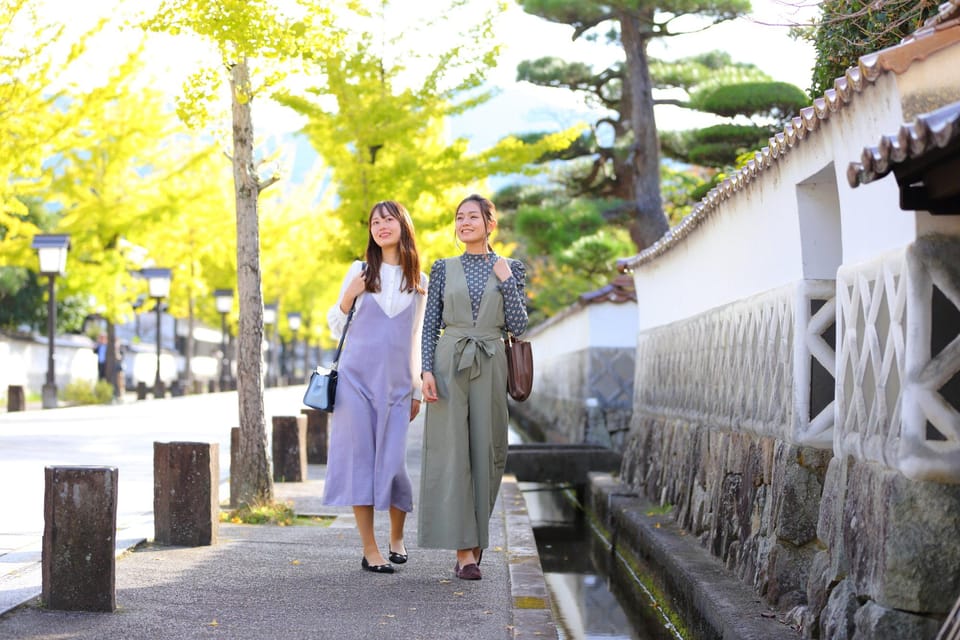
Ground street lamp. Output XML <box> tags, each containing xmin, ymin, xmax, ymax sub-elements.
<box><xmin>31</xmin><ymin>234</ymin><xmax>70</xmax><ymax>409</ymax></box>
<box><xmin>287</xmin><ymin>311</ymin><xmax>301</xmax><ymax>382</ymax></box>
<box><xmin>141</xmin><ymin>268</ymin><xmax>172</xmax><ymax>398</ymax></box>
<box><xmin>214</xmin><ymin>289</ymin><xmax>233</xmax><ymax>391</ymax></box>
<box><xmin>263</xmin><ymin>302</ymin><xmax>278</xmax><ymax>387</ymax></box>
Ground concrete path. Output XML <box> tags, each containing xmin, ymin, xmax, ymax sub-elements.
<box><xmin>0</xmin><ymin>387</ymin><xmax>556</xmax><ymax>639</ymax></box>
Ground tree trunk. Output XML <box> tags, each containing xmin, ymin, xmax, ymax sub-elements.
<box><xmin>619</xmin><ymin>9</ymin><xmax>669</xmax><ymax>251</ymax></box>
<box><xmin>230</xmin><ymin>58</ymin><xmax>273</xmax><ymax>507</ymax></box>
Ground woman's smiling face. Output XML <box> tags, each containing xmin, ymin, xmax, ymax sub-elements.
<box><xmin>370</xmin><ymin>206</ymin><xmax>402</xmax><ymax>249</ymax></box>
<box><xmin>455</xmin><ymin>200</ymin><xmax>488</xmax><ymax>245</ymax></box>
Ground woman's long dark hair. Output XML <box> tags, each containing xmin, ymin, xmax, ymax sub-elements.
<box><xmin>456</xmin><ymin>194</ymin><xmax>497</xmax><ymax>253</ymax></box>
<box><xmin>364</xmin><ymin>200</ymin><xmax>424</xmax><ymax>294</ymax></box>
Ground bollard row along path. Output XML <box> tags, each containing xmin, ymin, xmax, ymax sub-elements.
<box><xmin>0</xmin><ymin>386</ymin><xmax>556</xmax><ymax>639</ymax></box>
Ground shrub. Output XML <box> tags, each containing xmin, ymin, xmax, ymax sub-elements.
<box><xmin>61</xmin><ymin>380</ymin><xmax>115</xmax><ymax>405</ymax></box>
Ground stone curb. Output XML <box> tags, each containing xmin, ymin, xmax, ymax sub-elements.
<box><xmin>588</xmin><ymin>472</ymin><xmax>801</xmax><ymax>640</ymax></box>
<box><xmin>500</xmin><ymin>475</ymin><xmax>559</xmax><ymax>639</ymax></box>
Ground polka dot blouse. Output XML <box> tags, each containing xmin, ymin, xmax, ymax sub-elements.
<box><xmin>421</xmin><ymin>252</ymin><xmax>528</xmax><ymax>374</ymax></box>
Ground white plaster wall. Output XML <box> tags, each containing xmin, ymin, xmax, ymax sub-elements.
<box><xmin>827</xmin><ymin>73</ymin><xmax>915</xmax><ymax>265</ymax></box>
<box><xmin>531</xmin><ymin>308</ymin><xmax>592</xmax><ymax>358</ymax></box>
<box><xmin>587</xmin><ymin>304</ymin><xmax>638</xmax><ymax>348</ymax></box>
<box><xmin>529</xmin><ymin>302</ymin><xmax>637</xmax><ymax>355</ymax></box>
<box><xmin>631</xmin><ymin>55</ymin><xmax>960</xmax><ymax>332</ymax></box>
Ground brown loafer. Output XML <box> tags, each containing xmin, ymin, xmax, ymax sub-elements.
<box><xmin>455</xmin><ymin>562</ymin><xmax>482</xmax><ymax>580</ymax></box>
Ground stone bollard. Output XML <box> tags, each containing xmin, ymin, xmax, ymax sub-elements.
<box><xmin>153</xmin><ymin>442</ymin><xmax>219</xmax><ymax>546</ymax></box>
<box><xmin>301</xmin><ymin>408</ymin><xmax>329</xmax><ymax>464</ymax></box>
<box><xmin>272</xmin><ymin>415</ymin><xmax>307</xmax><ymax>482</ymax></box>
<box><xmin>7</xmin><ymin>385</ymin><xmax>25</xmax><ymax>412</ymax></box>
<box><xmin>136</xmin><ymin>381</ymin><xmax>148</xmax><ymax>400</ymax></box>
<box><xmin>42</xmin><ymin>466</ymin><xmax>118</xmax><ymax>612</ymax></box>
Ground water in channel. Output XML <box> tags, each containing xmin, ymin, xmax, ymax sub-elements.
<box><xmin>520</xmin><ymin>481</ymin><xmax>684</xmax><ymax>640</ymax></box>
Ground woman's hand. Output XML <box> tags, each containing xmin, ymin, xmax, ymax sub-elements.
<box><xmin>410</xmin><ymin>398</ymin><xmax>421</xmax><ymax>421</ymax></box>
<box><xmin>493</xmin><ymin>257</ymin><xmax>512</xmax><ymax>282</ymax></box>
<box><xmin>421</xmin><ymin>372</ymin><xmax>438</xmax><ymax>403</ymax></box>
<box><xmin>340</xmin><ymin>268</ymin><xmax>367</xmax><ymax>313</ymax></box>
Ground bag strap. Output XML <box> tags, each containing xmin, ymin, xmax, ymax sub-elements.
<box><xmin>330</xmin><ymin>261</ymin><xmax>366</xmax><ymax>371</ymax></box>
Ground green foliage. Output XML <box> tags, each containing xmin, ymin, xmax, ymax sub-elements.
<box><xmin>661</xmin><ymin>163</ymin><xmax>719</xmax><ymax>226</ymax></box>
<box><xmin>651</xmin><ymin>51</ymin><xmax>768</xmax><ymax>91</ymax></box>
<box><xmin>691</xmin><ymin>81</ymin><xmax>809</xmax><ymax>120</ymax></box>
<box><xmin>663</xmin><ymin>124</ymin><xmax>773</xmax><ymax>166</ymax></box>
<box><xmin>61</xmin><ymin>380</ymin><xmax>115</xmax><ymax>405</ymax></box>
<box><xmin>278</xmin><ymin>0</ymin><xmax>582</xmax><ymax>319</ymax></box>
<box><xmin>511</xmin><ymin>199</ymin><xmax>634</xmax><ymax>320</ymax></box>
<box><xmin>221</xmin><ymin>500</ymin><xmax>296</xmax><ymax>525</ymax></box>
<box><xmin>801</xmin><ymin>0</ymin><xmax>940</xmax><ymax>98</ymax></box>
<box><xmin>514</xmin><ymin>200</ymin><xmax>607</xmax><ymax>256</ymax></box>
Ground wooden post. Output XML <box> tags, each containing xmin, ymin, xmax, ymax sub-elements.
<box><xmin>6</xmin><ymin>385</ymin><xmax>25</xmax><ymax>412</ymax></box>
<box><xmin>42</xmin><ymin>466</ymin><xmax>118</xmax><ymax>612</ymax></box>
<box><xmin>301</xmin><ymin>408</ymin><xmax>329</xmax><ymax>464</ymax></box>
<box><xmin>230</xmin><ymin>426</ymin><xmax>240</xmax><ymax>508</ymax></box>
<box><xmin>272</xmin><ymin>415</ymin><xmax>307</xmax><ymax>482</ymax></box>
<box><xmin>153</xmin><ymin>442</ymin><xmax>219</xmax><ymax>546</ymax></box>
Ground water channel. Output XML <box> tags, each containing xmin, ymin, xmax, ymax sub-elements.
<box><xmin>521</xmin><ymin>482</ymin><xmax>684</xmax><ymax>640</ymax></box>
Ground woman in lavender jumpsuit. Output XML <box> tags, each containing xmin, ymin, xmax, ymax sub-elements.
<box><xmin>324</xmin><ymin>200</ymin><xmax>427</xmax><ymax>574</ymax></box>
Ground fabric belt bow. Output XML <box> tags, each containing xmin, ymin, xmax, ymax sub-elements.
<box><xmin>448</xmin><ymin>330</ymin><xmax>501</xmax><ymax>380</ymax></box>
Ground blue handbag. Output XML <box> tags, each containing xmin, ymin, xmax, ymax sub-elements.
<box><xmin>302</xmin><ymin>275</ymin><xmax>359</xmax><ymax>412</ymax></box>
<box><xmin>303</xmin><ymin>368</ymin><xmax>338</xmax><ymax>412</ymax></box>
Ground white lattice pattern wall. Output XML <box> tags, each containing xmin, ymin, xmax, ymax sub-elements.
<box><xmin>836</xmin><ymin>235</ymin><xmax>960</xmax><ymax>482</ymax></box>
<box><xmin>635</xmin><ymin>281</ymin><xmax>836</xmax><ymax>446</ymax></box>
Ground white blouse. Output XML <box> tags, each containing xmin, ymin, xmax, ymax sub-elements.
<box><xmin>327</xmin><ymin>260</ymin><xmax>428</xmax><ymax>401</ymax></box>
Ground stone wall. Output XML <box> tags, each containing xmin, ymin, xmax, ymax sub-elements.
<box><xmin>510</xmin><ymin>346</ymin><xmax>634</xmax><ymax>448</ymax></box>
<box><xmin>615</xmin><ymin>235</ymin><xmax>960</xmax><ymax>638</ymax></box>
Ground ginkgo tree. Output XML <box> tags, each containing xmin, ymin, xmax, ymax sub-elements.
<box><xmin>277</xmin><ymin>1</ymin><xmax>583</xmax><ymax>272</ymax></box>
<box><xmin>35</xmin><ymin>43</ymin><xmax>230</xmax><ymax>391</ymax></box>
<box><xmin>142</xmin><ymin>0</ymin><xmax>342</xmax><ymax>507</ymax></box>
<box><xmin>0</xmin><ymin>1</ymin><xmax>107</xmax><ymax>326</ymax></box>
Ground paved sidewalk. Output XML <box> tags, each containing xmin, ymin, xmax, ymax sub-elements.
<box><xmin>0</xmin><ymin>389</ymin><xmax>556</xmax><ymax>639</ymax></box>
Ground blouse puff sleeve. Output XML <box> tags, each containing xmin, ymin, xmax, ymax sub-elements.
<box><xmin>327</xmin><ymin>260</ymin><xmax>365</xmax><ymax>340</ymax></box>
<box><xmin>409</xmin><ymin>272</ymin><xmax>429</xmax><ymax>402</ymax></box>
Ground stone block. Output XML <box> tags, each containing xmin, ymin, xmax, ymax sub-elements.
<box><xmin>42</xmin><ymin>465</ymin><xmax>118</xmax><ymax>612</ymax></box>
<box><xmin>272</xmin><ymin>415</ymin><xmax>307</xmax><ymax>482</ymax></box>
<box><xmin>854</xmin><ymin>601</ymin><xmax>941</xmax><ymax>640</ymax></box>
<box><xmin>301</xmin><ymin>408</ymin><xmax>329</xmax><ymax>464</ymax></box>
<box><xmin>6</xmin><ymin>384</ymin><xmax>25</xmax><ymax>412</ymax></box>
<box><xmin>153</xmin><ymin>442</ymin><xmax>219</xmax><ymax>546</ymax></box>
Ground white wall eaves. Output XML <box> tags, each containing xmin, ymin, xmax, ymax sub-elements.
<box><xmin>618</xmin><ymin>3</ymin><xmax>960</xmax><ymax>273</ymax></box>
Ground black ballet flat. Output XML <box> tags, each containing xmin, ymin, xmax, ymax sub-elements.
<box><xmin>361</xmin><ymin>557</ymin><xmax>395</xmax><ymax>574</ymax></box>
<box><xmin>388</xmin><ymin>546</ymin><xmax>408</xmax><ymax>564</ymax></box>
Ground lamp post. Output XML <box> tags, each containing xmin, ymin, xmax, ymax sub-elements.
<box><xmin>263</xmin><ymin>302</ymin><xmax>278</xmax><ymax>387</ymax></box>
<box><xmin>31</xmin><ymin>234</ymin><xmax>70</xmax><ymax>409</ymax></box>
<box><xmin>287</xmin><ymin>311</ymin><xmax>301</xmax><ymax>382</ymax></box>
<box><xmin>141</xmin><ymin>268</ymin><xmax>172</xmax><ymax>398</ymax></box>
<box><xmin>214</xmin><ymin>289</ymin><xmax>233</xmax><ymax>391</ymax></box>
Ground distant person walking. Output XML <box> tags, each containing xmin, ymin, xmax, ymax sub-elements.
<box><xmin>94</xmin><ymin>333</ymin><xmax>108</xmax><ymax>380</ymax></box>
<box><xmin>418</xmin><ymin>194</ymin><xmax>528</xmax><ymax>580</ymax></box>
<box><xmin>322</xmin><ymin>200</ymin><xmax>428</xmax><ymax>575</ymax></box>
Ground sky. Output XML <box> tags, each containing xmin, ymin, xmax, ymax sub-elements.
<box><xmin>31</xmin><ymin>0</ymin><xmax>819</xmax><ymax>188</ymax></box>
